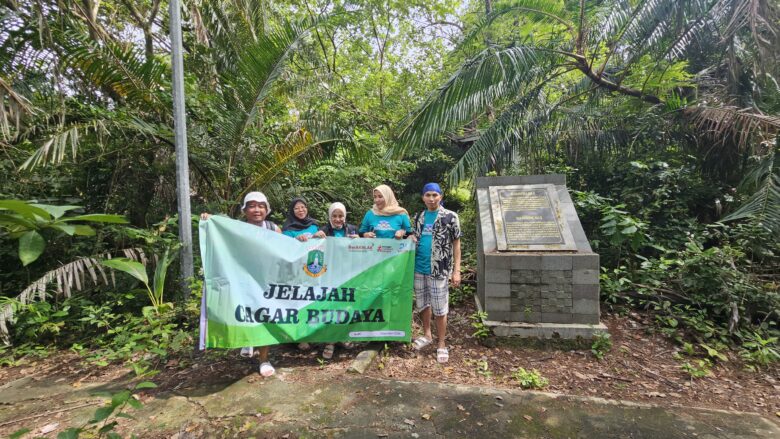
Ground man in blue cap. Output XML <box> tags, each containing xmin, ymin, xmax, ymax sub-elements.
<box><xmin>411</xmin><ymin>182</ymin><xmax>462</xmax><ymax>363</ymax></box>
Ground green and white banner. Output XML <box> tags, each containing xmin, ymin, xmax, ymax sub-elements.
<box><xmin>199</xmin><ymin>216</ymin><xmax>414</xmax><ymax>348</ymax></box>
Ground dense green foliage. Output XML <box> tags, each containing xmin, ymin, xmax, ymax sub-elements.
<box><xmin>1</xmin><ymin>0</ymin><xmax>778</xmax><ymax>371</ymax></box>
<box><xmin>571</xmin><ymin>156</ymin><xmax>779</xmax><ymax>365</ymax></box>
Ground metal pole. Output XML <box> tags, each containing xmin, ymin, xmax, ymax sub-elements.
<box><xmin>169</xmin><ymin>0</ymin><xmax>194</xmax><ymax>300</ymax></box>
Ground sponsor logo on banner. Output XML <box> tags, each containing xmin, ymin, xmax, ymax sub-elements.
<box><xmin>303</xmin><ymin>249</ymin><xmax>327</xmax><ymax>277</ymax></box>
<box><xmin>377</xmin><ymin>245</ymin><xmax>393</xmax><ymax>253</ymax></box>
<box><xmin>348</xmin><ymin>243</ymin><xmax>374</xmax><ymax>252</ymax></box>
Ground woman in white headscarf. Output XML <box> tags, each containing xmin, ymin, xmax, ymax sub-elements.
<box><xmin>312</xmin><ymin>202</ymin><xmax>358</xmax><ymax>358</ymax></box>
<box><xmin>314</xmin><ymin>202</ymin><xmax>359</xmax><ymax>238</ymax></box>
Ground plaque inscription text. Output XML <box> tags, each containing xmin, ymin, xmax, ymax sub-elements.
<box><xmin>497</xmin><ymin>189</ymin><xmax>564</xmax><ymax>245</ymax></box>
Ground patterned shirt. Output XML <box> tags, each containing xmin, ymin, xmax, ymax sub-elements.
<box><xmin>413</xmin><ymin>206</ymin><xmax>462</xmax><ymax>278</ymax></box>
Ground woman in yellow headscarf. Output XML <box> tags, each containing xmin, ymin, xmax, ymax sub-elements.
<box><xmin>358</xmin><ymin>184</ymin><xmax>413</xmax><ymax>239</ymax></box>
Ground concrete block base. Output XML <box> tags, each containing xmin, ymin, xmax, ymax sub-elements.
<box><xmin>488</xmin><ymin>321</ymin><xmax>609</xmax><ymax>339</ymax></box>
<box><xmin>477</xmin><ymin>296</ymin><xmax>606</xmax><ymax>340</ymax></box>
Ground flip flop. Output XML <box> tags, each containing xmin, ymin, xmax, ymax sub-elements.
<box><xmin>323</xmin><ymin>344</ymin><xmax>335</xmax><ymax>360</ymax></box>
<box><xmin>413</xmin><ymin>336</ymin><xmax>432</xmax><ymax>350</ymax></box>
<box><xmin>436</xmin><ymin>348</ymin><xmax>449</xmax><ymax>363</ymax></box>
<box><xmin>259</xmin><ymin>362</ymin><xmax>275</xmax><ymax>377</ymax></box>
<box><xmin>240</xmin><ymin>347</ymin><xmax>254</xmax><ymax>358</ymax></box>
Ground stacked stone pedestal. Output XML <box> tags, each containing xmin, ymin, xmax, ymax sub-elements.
<box><xmin>476</xmin><ymin>175</ymin><xmax>606</xmax><ymax>339</ymax></box>
<box><xmin>483</xmin><ymin>254</ymin><xmax>599</xmax><ymax>324</ymax></box>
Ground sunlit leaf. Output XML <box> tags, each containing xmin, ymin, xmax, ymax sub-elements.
<box><xmin>31</xmin><ymin>204</ymin><xmax>82</xmax><ymax>219</ymax></box>
<box><xmin>0</xmin><ymin>200</ymin><xmax>51</xmax><ymax>220</ymax></box>
<box><xmin>101</xmin><ymin>258</ymin><xmax>149</xmax><ymax>285</ymax></box>
<box><xmin>62</xmin><ymin>214</ymin><xmax>128</xmax><ymax>224</ymax></box>
<box><xmin>19</xmin><ymin>230</ymin><xmax>45</xmax><ymax>266</ymax></box>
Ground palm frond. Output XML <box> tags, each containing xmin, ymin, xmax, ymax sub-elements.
<box><xmin>618</xmin><ymin>0</ymin><xmax>677</xmax><ymax>49</ymax></box>
<box><xmin>59</xmin><ymin>30</ymin><xmax>169</xmax><ymax>108</ymax></box>
<box><xmin>450</xmin><ymin>80</ymin><xmax>651</xmax><ymax>186</ymax></box>
<box><xmin>297</xmin><ymin>111</ymin><xmax>366</xmax><ymax>162</ymax></box>
<box><xmin>721</xmin><ymin>0</ymin><xmax>779</xmax><ymax>63</ymax></box>
<box><xmin>662</xmin><ymin>0</ymin><xmax>732</xmax><ymax>61</ymax></box>
<box><xmin>215</xmin><ymin>20</ymin><xmax>315</xmax><ymax>150</ymax></box>
<box><xmin>685</xmin><ymin>106</ymin><xmax>780</xmax><ymax>151</ymax></box>
<box><xmin>0</xmin><ymin>77</ymin><xmax>34</xmax><ymax>142</ymax></box>
<box><xmin>594</xmin><ymin>0</ymin><xmax>636</xmax><ymax>42</ymax></box>
<box><xmin>18</xmin><ymin>110</ymin><xmax>173</xmax><ymax>170</ymax></box>
<box><xmin>393</xmin><ymin>44</ymin><xmax>555</xmax><ymax>158</ymax></box>
<box><xmin>19</xmin><ymin>121</ymin><xmax>101</xmax><ymax>170</ymax></box>
<box><xmin>236</xmin><ymin>128</ymin><xmax>322</xmax><ymax>204</ymax></box>
<box><xmin>448</xmin><ymin>86</ymin><xmax>549</xmax><ymax>185</ymax></box>
<box><xmin>0</xmin><ymin>248</ymin><xmax>148</xmax><ymax>344</ymax></box>
<box><xmin>456</xmin><ymin>0</ymin><xmax>572</xmax><ymax>51</ymax></box>
<box><xmin>722</xmin><ymin>152</ymin><xmax>780</xmax><ymax>233</ymax></box>
<box><xmin>607</xmin><ymin>0</ymin><xmax>720</xmax><ymax>71</ymax></box>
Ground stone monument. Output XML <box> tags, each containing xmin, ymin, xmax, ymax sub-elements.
<box><xmin>476</xmin><ymin>174</ymin><xmax>607</xmax><ymax>338</ymax></box>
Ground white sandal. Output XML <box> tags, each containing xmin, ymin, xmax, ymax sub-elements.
<box><xmin>323</xmin><ymin>344</ymin><xmax>335</xmax><ymax>360</ymax></box>
<box><xmin>413</xmin><ymin>336</ymin><xmax>432</xmax><ymax>351</ymax></box>
<box><xmin>259</xmin><ymin>362</ymin><xmax>275</xmax><ymax>377</ymax></box>
<box><xmin>436</xmin><ymin>348</ymin><xmax>449</xmax><ymax>363</ymax></box>
<box><xmin>240</xmin><ymin>347</ymin><xmax>254</xmax><ymax>358</ymax></box>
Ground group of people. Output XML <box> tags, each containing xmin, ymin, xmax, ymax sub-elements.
<box><xmin>201</xmin><ymin>183</ymin><xmax>462</xmax><ymax>377</ymax></box>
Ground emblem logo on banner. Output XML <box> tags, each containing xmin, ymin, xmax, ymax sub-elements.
<box><xmin>303</xmin><ymin>249</ymin><xmax>327</xmax><ymax>277</ymax></box>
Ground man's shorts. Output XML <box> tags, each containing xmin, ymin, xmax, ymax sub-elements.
<box><xmin>414</xmin><ymin>273</ymin><xmax>449</xmax><ymax>316</ymax></box>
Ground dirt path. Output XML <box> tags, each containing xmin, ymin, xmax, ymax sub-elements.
<box><xmin>1</xmin><ymin>301</ymin><xmax>778</xmax><ymax>424</ymax></box>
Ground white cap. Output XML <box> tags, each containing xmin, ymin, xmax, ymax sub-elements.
<box><xmin>242</xmin><ymin>192</ymin><xmax>270</xmax><ymax>213</ymax></box>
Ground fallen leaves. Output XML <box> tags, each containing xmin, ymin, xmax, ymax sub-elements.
<box><xmin>573</xmin><ymin>371</ymin><xmax>591</xmax><ymax>380</ymax></box>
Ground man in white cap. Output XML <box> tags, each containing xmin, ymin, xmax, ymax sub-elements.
<box><xmin>200</xmin><ymin>191</ymin><xmax>280</xmax><ymax>376</ymax></box>
<box><xmin>201</xmin><ymin>191</ymin><xmax>281</xmax><ymax>232</ymax></box>
<box><xmin>240</xmin><ymin>191</ymin><xmax>281</xmax><ymax>232</ymax></box>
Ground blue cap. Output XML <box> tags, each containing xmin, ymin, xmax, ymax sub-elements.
<box><xmin>421</xmin><ymin>183</ymin><xmax>442</xmax><ymax>195</ymax></box>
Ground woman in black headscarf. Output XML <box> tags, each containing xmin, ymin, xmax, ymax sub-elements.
<box><xmin>282</xmin><ymin>197</ymin><xmax>319</xmax><ymax>242</ymax></box>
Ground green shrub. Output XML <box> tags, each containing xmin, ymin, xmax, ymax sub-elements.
<box><xmin>469</xmin><ymin>311</ymin><xmax>490</xmax><ymax>339</ymax></box>
<box><xmin>512</xmin><ymin>367</ymin><xmax>548</xmax><ymax>389</ymax></box>
<box><xmin>591</xmin><ymin>331</ymin><xmax>612</xmax><ymax>360</ymax></box>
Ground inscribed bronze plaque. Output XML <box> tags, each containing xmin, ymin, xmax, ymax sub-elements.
<box><xmin>489</xmin><ymin>184</ymin><xmax>577</xmax><ymax>251</ymax></box>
